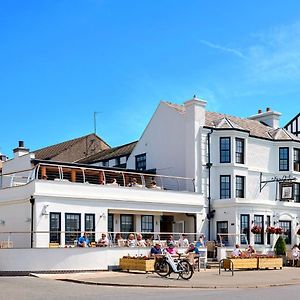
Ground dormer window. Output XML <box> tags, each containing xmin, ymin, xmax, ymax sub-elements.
<box><xmin>135</xmin><ymin>153</ymin><xmax>146</xmax><ymax>171</ymax></box>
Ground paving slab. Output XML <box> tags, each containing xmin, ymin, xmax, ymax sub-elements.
<box><xmin>31</xmin><ymin>267</ymin><xmax>300</xmax><ymax>289</ymax></box>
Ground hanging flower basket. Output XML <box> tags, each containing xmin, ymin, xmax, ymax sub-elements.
<box><xmin>274</xmin><ymin>227</ymin><xmax>284</xmax><ymax>235</ymax></box>
<box><xmin>297</xmin><ymin>228</ymin><xmax>300</xmax><ymax>235</ymax></box>
<box><xmin>266</xmin><ymin>226</ymin><xmax>276</xmax><ymax>234</ymax></box>
<box><xmin>251</xmin><ymin>225</ymin><xmax>262</xmax><ymax>234</ymax></box>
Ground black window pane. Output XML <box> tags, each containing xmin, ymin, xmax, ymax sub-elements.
<box><xmin>135</xmin><ymin>154</ymin><xmax>146</xmax><ymax>171</ymax></box>
<box><xmin>50</xmin><ymin>213</ymin><xmax>61</xmax><ymax>244</ymax></box>
<box><xmin>65</xmin><ymin>213</ymin><xmax>81</xmax><ymax>245</ymax></box>
<box><xmin>141</xmin><ymin>215</ymin><xmax>154</xmax><ymax>232</ymax></box>
<box><xmin>108</xmin><ymin>214</ymin><xmax>114</xmax><ymax>233</ymax></box>
<box><xmin>85</xmin><ymin>214</ymin><xmax>95</xmax><ymax>242</ymax></box>
<box><xmin>279</xmin><ymin>147</ymin><xmax>289</xmax><ymax>171</ymax></box>
<box><xmin>294</xmin><ymin>183</ymin><xmax>300</xmax><ymax>203</ymax></box>
<box><xmin>236</xmin><ymin>138</ymin><xmax>245</xmax><ymax>164</ymax></box>
<box><xmin>240</xmin><ymin>214</ymin><xmax>249</xmax><ymax>245</ymax></box>
<box><xmin>236</xmin><ymin>176</ymin><xmax>245</xmax><ymax>198</ymax></box>
<box><xmin>254</xmin><ymin>215</ymin><xmax>264</xmax><ymax>245</ymax></box>
<box><xmin>120</xmin><ymin>215</ymin><xmax>134</xmax><ymax>237</ymax></box>
<box><xmin>220</xmin><ymin>138</ymin><xmax>231</xmax><ymax>163</ymax></box>
<box><xmin>220</xmin><ymin>175</ymin><xmax>231</xmax><ymax>199</ymax></box>
<box><xmin>279</xmin><ymin>221</ymin><xmax>291</xmax><ymax>245</ymax></box>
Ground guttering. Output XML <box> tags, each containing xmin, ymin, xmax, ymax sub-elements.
<box><xmin>29</xmin><ymin>196</ymin><xmax>35</xmax><ymax>249</ymax></box>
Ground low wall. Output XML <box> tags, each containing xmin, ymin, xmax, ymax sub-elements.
<box><xmin>0</xmin><ymin>247</ymin><xmax>207</xmax><ymax>274</ymax></box>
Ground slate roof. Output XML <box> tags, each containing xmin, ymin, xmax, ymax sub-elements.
<box><xmin>163</xmin><ymin>101</ymin><xmax>300</xmax><ymax>142</ymax></box>
<box><xmin>34</xmin><ymin>133</ymin><xmax>110</xmax><ymax>162</ymax></box>
<box><xmin>77</xmin><ymin>141</ymin><xmax>138</xmax><ymax>164</ymax></box>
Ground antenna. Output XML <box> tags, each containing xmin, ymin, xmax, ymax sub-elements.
<box><xmin>93</xmin><ymin>111</ymin><xmax>102</xmax><ymax>134</ymax></box>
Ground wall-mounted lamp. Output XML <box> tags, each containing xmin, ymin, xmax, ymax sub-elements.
<box><xmin>0</xmin><ymin>220</ymin><xmax>5</xmax><ymax>225</ymax></box>
<box><xmin>99</xmin><ymin>213</ymin><xmax>106</xmax><ymax>219</ymax></box>
<box><xmin>41</xmin><ymin>205</ymin><xmax>49</xmax><ymax>216</ymax></box>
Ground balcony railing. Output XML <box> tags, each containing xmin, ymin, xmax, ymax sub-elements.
<box><xmin>0</xmin><ymin>162</ymin><xmax>195</xmax><ymax>193</ymax></box>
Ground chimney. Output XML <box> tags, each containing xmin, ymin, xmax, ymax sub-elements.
<box><xmin>248</xmin><ymin>107</ymin><xmax>281</xmax><ymax>129</ymax></box>
<box><xmin>184</xmin><ymin>95</ymin><xmax>207</xmax><ymax>127</ymax></box>
<box><xmin>13</xmin><ymin>140</ymin><xmax>30</xmax><ymax>158</ymax></box>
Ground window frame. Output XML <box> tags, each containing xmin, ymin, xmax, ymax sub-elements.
<box><xmin>135</xmin><ymin>153</ymin><xmax>147</xmax><ymax>171</ymax></box>
<box><xmin>220</xmin><ymin>175</ymin><xmax>231</xmax><ymax>199</ymax></box>
<box><xmin>294</xmin><ymin>148</ymin><xmax>300</xmax><ymax>171</ymax></box>
<box><xmin>235</xmin><ymin>138</ymin><xmax>245</xmax><ymax>164</ymax></box>
<box><xmin>65</xmin><ymin>213</ymin><xmax>81</xmax><ymax>245</ymax></box>
<box><xmin>235</xmin><ymin>176</ymin><xmax>245</xmax><ymax>198</ymax></box>
<box><xmin>240</xmin><ymin>214</ymin><xmax>249</xmax><ymax>245</ymax></box>
<box><xmin>49</xmin><ymin>212</ymin><xmax>61</xmax><ymax>244</ymax></box>
<box><xmin>216</xmin><ymin>221</ymin><xmax>228</xmax><ymax>244</ymax></box>
<box><xmin>253</xmin><ymin>215</ymin><xmax>264</xmax><ymax>245</ymax></box>
<box><xmin>84</xmin><ymin>213</ymin><xmax>95</xmax><ymax>242</ymax></box>
<box><xmin>141</xmin><ymin>215</ymin><xmax>154</xmax><ymax>233</ymax></box>
<box><xmin>220</xmin><ymin>137</ymin><xmax>231</xmax><ymax>163</ymax></box>
<box><xmin>279</xmin><ymin>147</ymin><xmax>289</xmax><ymax>171</ymax></box>
<box><xmin>120</xmin><ymin>214</ymin><xmax>134</xmax><ymax>237</ymax></box>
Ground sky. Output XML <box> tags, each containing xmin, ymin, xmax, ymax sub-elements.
<box><xmin>1</xmin><ymin>0</ymin><xmax>300</xmax><ymax>158</ymax></box>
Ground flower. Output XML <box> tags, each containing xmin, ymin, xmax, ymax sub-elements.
<box><xmin>266</xmin><ymin>226</ymin><xmax>276</xmax><ymax>234</ymax></box>
<box><xmin>251</xmin><ymin>225</ymin><xmax>262</xmax><ymax>234</ymax></box>
<box><xmin>274</xmin><ymin>227</ymin><xmax>283</xmax><ymax>235</ymax></box>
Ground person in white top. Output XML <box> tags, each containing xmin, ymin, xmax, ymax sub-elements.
<box><xmin>292</xmin><ymin>244</ymin><xmax>300</xmax><ymax>266</ymax></box>
<box><xmin>231</xmin><ymin>244</ymin><xmax>242</xmax><ymax>257</ymax></box>
<box><xmin>97</xmin><ymin>233</ymin><xmax>109</xmax><ymax>247</ymax></box>
<box><xmin>136</xmin><ymin>233</ymin><xmax>146</xmax><ymax>247</ymax></box>
<box><xmin>178</xmin><ymin>234</ymin><xmax>189</xmax><ymax>247</ymax></box>
<box><xmin>126</xmin><ymin>233</ymin><xmax>137</xmax><ymax>247</ymax></box>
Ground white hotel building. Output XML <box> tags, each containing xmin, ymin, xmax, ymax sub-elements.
<box><xmin>0</xmin><ymin>97</ymin><xmax>300</xmax><ymax>259</ymax></box>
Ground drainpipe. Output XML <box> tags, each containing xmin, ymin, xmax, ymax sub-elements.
<box><xmin>206</xmin><ymin>129</ymin><xmax>213</xmax><ymax>240</ymax></box>
<box><xmin>30</xmin><ymin>196</ymin><xmax>35</xmax><ymax>248</ymax></box>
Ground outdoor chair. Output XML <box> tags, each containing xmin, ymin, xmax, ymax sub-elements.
<box><xmin>206</xmin><ymin>241</ymin><xmax>216</xmax><ymax>259</ymax></box>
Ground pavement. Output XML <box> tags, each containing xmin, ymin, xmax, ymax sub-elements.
<box><xmin>30</xmin><ymin>267</ymin><xmax>300</xmax><ymax>289</ymax></box>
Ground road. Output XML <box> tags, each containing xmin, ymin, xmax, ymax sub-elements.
<box><xmin>0</xmin><ymin>276</ymin><xmax>300</xmax><ymax>300</ymax></box>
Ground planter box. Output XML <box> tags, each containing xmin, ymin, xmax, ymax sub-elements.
<box><xmin>223</xmin><ymin>258</ymin><xmax>257</xmax><ymax>270</ymax></box>
<box><xmin>119</xmin><ymin>258</ymin><xmax>155</xmax><ymax>272</ymax></box>
<box><xmin>257</xmin><ymin>257</ymin><xmax>283</xmax><ymax>269</ymax></box>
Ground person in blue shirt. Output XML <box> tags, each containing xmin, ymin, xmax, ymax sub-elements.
<box><xmin>150</xmin><ymin>243</ymin><xmax>162</xmax><ymax>256</ymax></box>
<box><xmin>185</xmin><ymin>243</ymin><xmax>200</xmax><ymax>254</ymax></box>
<box><xmin>77</xmin><ymin>232</ymin><xmax>91</xmax><ymax>247</ymax></box>
<box><xmin>195</xmin><ymin>235</ymin><xmax>206</xmax><ymax>248</ymax></box>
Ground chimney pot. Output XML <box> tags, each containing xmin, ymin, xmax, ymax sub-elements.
<box><xmin>258</xmin><ymin>109</ymin><xmax>262</xmax><ymax>114</ymax></box>
<box><xmin>19</xmin><ymin>141</ymin><xmax>24</xmax><ymax>148</ymax></box>
<box><xmin>266</xmin><ymin>107</ymin><xmax>270</xmax><ymax>112</ymax></box>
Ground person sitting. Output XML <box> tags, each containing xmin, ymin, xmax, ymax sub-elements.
<box><xmin>185</xmin><ymin>243</ymin><xmax>200</xmax><ymax>255</ymax></box>
<box><xmin>178</xmin><ymin>234</ymin><xmax>189</xmax><ymax>247</ymax></box>
<box><xmin>77</xmin><ymin>232</ymin><xmax>90</xmax><ymax>247</ymax></box>
<box><xmin>195</xmin><ymin>234</ymin><xmax>206</xmax><ymax>248</ymax></box>
<box><xmin>136</xmin><ymin>233</ymin><xmax>146</xmax><ymax>247</ymax></box>
<box><xmin>150</xmin><ymin>180</ymin><xmax>161</xmax><ymax>189</ymax></box>
<box><xmin>128</xmin><ymin>178</ymin><xmax>142</xmax><ymax>188</ymax></box>
<box><xmin>231</xmin><ymin>244</ymin><xmax>242</xmax><ymax>257</ymax></box>
<box><xmin>97</xmin><ymin>233</ymin><xmax>109</xmax><ymax>247</ymax></box>
<box><xmin>126</xmin><ymin>233</ymin><xmax>137</xmax><ymax>247</ymax></box>
<box><xmin>166</xmin><ymin>242</ymin><xmax>178</xmax><ymax>255</ymax></box>
<box><xmin>246</xmin><ymin>245</ymin><xmax>256</xmax><ymax>255</ymax></box>
<box><xmin>150</xmin><ymin>242</ymin><xmax>162</xmax><ymax>256</ymax></box>
<box><xmin>167</xmin><ymin>234</ymin><xmax>175</xmax><ymax>246</ymax></box>
<box><xmin>110</xmin><ymin>178</ymin><xmax>118</xmax><ymax>185</ymax></box>
<box><xmin>292</xmin><ymin>244</ymin><xmax>300</xmax><ymax>266</ymax></box>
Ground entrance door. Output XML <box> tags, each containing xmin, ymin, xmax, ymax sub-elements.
<box><xmin>160</xmin><ymin>216</ymin><xmax>174</xmax><ymax>239</ymax></box>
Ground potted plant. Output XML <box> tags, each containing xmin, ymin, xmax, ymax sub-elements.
<box><xmin>251</xmin><ymin>225</ymin><xmax>262</xmax><ymax>234</ymax></box>
<box><xmin>266</xmin><ymin>226</ymin><xmax>276</xmax><ymax>234</ymax></box>
<box><xmin>274</xmin><ymin>236</ymin><xmax>287</xmax><ymax>265</ymax></box>
<box><xmin>275</xmin><ymin>227</ymin><xmax>283</xmax><ymax>235</ymax></box>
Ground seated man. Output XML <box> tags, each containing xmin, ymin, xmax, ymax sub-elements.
<box><xmin>178</xmin><ymin>234</ymin><xmax>189</xmax><ymax>247</ymax></box>
<box><xmin>231</xmin><ymin>244</ymin><xmax>242</xmax><ymax>257</ymax></box>
<box><xmin>77</xmin><ymin>232</ymin><xmax>90</xmax><ymax>247</ymax></box>
<box><xmin>150</xmin><ymin>243</ymin><xmax>162</xmax><ymax>256</ymax></box>
<box><xmin>246</xmin><ymin>244</ymin><xmax>256</xmax><ymax>255</ymax></box>
<box><xmin>97</xmin><ymin>233</ymin><xmax>109</xmax><ymax>247</ymax></box>
<box><xmin>136</xmin><ymin>233</ymin><xmax>146</xmax><ymax>247</ymax></box>
<box><xmin>185</xmin><ymin>243</ymin><xmax>200</xmax><ymax>255</ymax></box>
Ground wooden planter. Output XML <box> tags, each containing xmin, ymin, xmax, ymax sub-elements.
<box><xmin>257</xmin><ymin>257</ymin><xmax>283</xmax><ymax>269</ymax></box>
<box><xmin>223</xmin><ymin>258</ymin><xmax>257</xmax><ymax>270</ymax></box>
<box><xmin>119</xmin><ymin>258</ymin><xmax>155</xmax><ymax>272</ymax></box>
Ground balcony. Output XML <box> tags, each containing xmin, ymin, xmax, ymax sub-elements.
<box><xmin>1</xmin><ymin>161</ymin><xmax>195</xmax><ymax>194</ymax></box>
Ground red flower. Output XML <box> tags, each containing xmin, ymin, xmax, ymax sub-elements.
<box><xmin>251</xmin><ymin>225</ymin><xmax>262</xmax><ymax>234</ymax></box>
<box><xmin>275</xmin><ymin>227</ymin><xmax>283</xmax><ymax>234</ymax></box>
<box><xmin>266</xmin><ymin>226</ymin><xmax>276</xmax><ymax>234</ymax></box>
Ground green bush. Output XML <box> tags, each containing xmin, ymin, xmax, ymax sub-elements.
<box><xmin>274</xmin><ymin>236</ymin><xmax>286</xmax><ymax>256</ymax></box>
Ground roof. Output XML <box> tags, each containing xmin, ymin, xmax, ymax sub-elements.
<box><xmin>163</xmin><ymin>101</ymin><xmax>300</xmax><ymax>142</ymax></box>
<box><xmin>77</xmin><ymin>141</ymin><xmax>138</xmax><ymax>164</ymax></box>
<box><xmin>34</xmin><ymin>133</ymin><xmax>110</xmax><ymax>162</ymax></box>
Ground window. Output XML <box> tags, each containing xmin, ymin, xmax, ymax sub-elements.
<box><xmin>217</xmin><ymin>221</ymin><xmax>228</xmax><ymax>245</ymax></box>
<box><xmin>102</xmin><ymin>160</ymin><xmax>109</xmax><ymax>167</ymax></box>
<box><xmin>294</xmin><ymin>148</ymin><xmax>300</xmax><ymax>172</ymax></box>
<box><xmin>135</xmin><ymin>153</ymin><xmax>146</xmax><ymax>171</ymax></box>
<box><xmin>108</xmin><ymin>213</ymin><xmax>114</xmax><ymax>233</ymax></box>
<box><xmin>220</xmin><ymin>175</ymin><xmax>231</xmax><ymax>199</ymax></box>
<box><xmin>266</xmin><ymin>216</ymin><xmax>271</xmax><ymax>245</ymax></box>
<box><xmin>240</xmin><ymin>214</ymin><xmax>249</xmax><ymax>245</ymax></box>
<box><xmin>141</xmin><ymin>215</ymin><xmax>154</xmax><ymax>232</ymax></box>
<box><xmin>220</xmin><ymin>137</ymin><xmax>231</xmax><ymax>163</ymax></box>
<box><xmin>85</xmin><ymin>214</ymin><xmax>95</xmax><ymax>242</ymax></box>
<box><xmin>120</xmin><ymin>214</ymin><xmax>134</xmax><ymax>236</ymax></box>
<box><xmin>279</xmin><ymin>147</ymin><xmax>289</xmax><ymax>171</ymax></box>
<box><xmin>49</xmin><ymin>213</ymin><xmax>61</xmax><ymax>244</ymax></box>
<box><xmin>114</xmin><ymin>157</ymin><xmax>121</xmax><ymax>167</ymax></box>
<box><xmin>235</xmin><ymin>176</ymin><xmax>245</xmax><ymax>198</ymax></box>
<box><xmin>278</xmin><ymin>220</ymin><xmax>291</xmax><ymax>245</ymax></box>
<box><xmin>253</xmin><ymin>215</ymin><xmax>264</xmax><ymax>245</ymax></box>
<box><xmin>235</xmin><ymin>138</ymin><xmax>245</xmax><ymax>164</ymax></box>
<box><xmin>294</xmin><ymin>183</ymin><xmax>300</xmax><ymax>203</ymax></box>
<box><xmin>65</xmin><ymin>213</ymin><xmax>81</xmax><ymax>245</ymax></box>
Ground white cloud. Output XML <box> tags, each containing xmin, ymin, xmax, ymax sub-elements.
<box><xmin>199</xmin><ymin>39</ymin><xmax>246</xmax><ymax>59</ymax></box>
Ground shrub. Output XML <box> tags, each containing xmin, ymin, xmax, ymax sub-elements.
<box><xmin>274</xmin><ymin>236</ymin><xmax>286</xmax><ymax>256</ymax></box>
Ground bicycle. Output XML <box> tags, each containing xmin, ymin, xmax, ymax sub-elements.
<box><xmin>154</xmin><ymin>250</ymin><xmax>194</xmax><ymax>280</ymax></box>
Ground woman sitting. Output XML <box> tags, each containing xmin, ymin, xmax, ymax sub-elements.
<box><xmin>126</xmin><ymin>233</ymin><xmax>137</xmax><ymax>247</ymax></box>
<box><xmin>165</xmin><ymin>242</ymin><xmax>178</xmax><ymax>255</ymax></box>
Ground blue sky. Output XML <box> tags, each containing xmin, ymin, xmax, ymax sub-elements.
<box><xmin>1</xmin><ymin>0</ymin><xmax>300</xmax><ymax>158</ymax></box>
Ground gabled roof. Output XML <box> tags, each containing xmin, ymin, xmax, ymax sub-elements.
<box><xmin>77</xmin><ymin>141</ymin><xmax>138</xmax><ymax>164</ymax></box>
<box><xmin>34</xmin><ymin>133</ymin><xmax>110</xmax><ymax>162</ymax></box>
<box><xmin>163</xmin><ymin>101</ymin><xmax>300</xmax><ymax>142</ymax></box>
